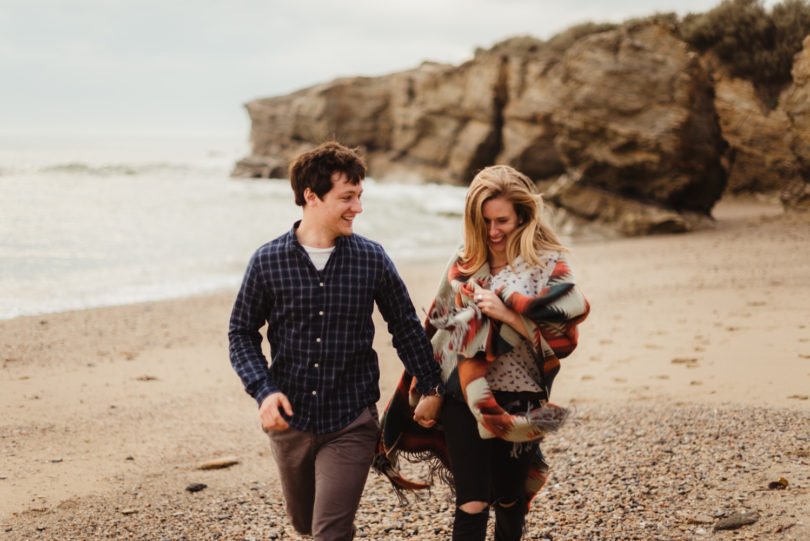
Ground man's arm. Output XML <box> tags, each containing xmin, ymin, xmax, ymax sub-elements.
<box><xmin>228</xmin><ymin>251</ymin><xmax>281</xmax><ymax>407</ymax></box>
<box><xmin>375</xmin><ymin>255</ymin><xmax>444</xmax><ymax>428</ymax></box>
<box><xmin>374</xmin><ymin>253</ymin><xmax>444</xmax><ymax>395</ymax></box>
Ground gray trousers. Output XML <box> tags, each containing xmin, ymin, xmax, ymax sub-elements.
<box><xmin>267</xmin><ymin>406</ymin><xmax>379</xmax><ymax>541</ymax></box>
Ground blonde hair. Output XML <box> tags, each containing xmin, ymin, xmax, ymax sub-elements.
<box><xmin>458</xmin><ymin>165</ymin><xmax>566</xmax><ymax>275</ymax></box>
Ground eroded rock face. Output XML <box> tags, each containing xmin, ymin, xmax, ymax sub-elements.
<box><xmin>780</xmin><ymin>36</ymin><xmax>810</xmax><ymax>210</ymax></box>
<box><xmin>372</xmin><ymin>56</ymin><xmax>509</xmax><ymax>185</ymax></box>
<box><xmin>695</xmin><ymin>36</ymin><xmax>810</xmax><ymax>212</ymax></box>
<box><xmin>235</xmin><ymin>23</ymin><xmax>810</xmax><ymax>233</ymax></box>
<box><xmin>701</xmin><ymin>50</ymin><xmax>803</xmax><ymax>202</ymax></box>
<box><xmin>545</xmin><ymin>173</ymin><xmax>715</xmax><ymax>237</ymax></box>
<box><xmin>502</xmin><ymin>24</ymin><xmax>726</xmax><ymax>217</ymax></box>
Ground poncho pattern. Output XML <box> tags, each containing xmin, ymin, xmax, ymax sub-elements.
<box><xmin>428</xmin><ymin>250</ymin><xmax>588</xmax><ymax>441</ymax></box>
<box><xmin>375</xmin><ymin>249</ymin><xmax>589</xmax><ymax>505</ymax></box>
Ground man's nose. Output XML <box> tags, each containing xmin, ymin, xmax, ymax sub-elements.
<box><xmin>353</xmin><ymin>199</ymin><xmax>363</xmax><ymax>214</ymax></box>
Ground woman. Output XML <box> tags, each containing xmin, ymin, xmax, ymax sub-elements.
<box><xmin>376</xmin><ymin>165</ymin><xmax>589</xmax><ymax>540</ymax></box>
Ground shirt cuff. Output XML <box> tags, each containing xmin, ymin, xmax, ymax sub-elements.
<box><xmin>415</xmin><ymin>378</ymin><xmax>445</xmax><ymax>397</ymax></box>
<box><xmin>251</xmin><ymin>379</ymin><xmax>280</xmax><ymax>407</ymax></box>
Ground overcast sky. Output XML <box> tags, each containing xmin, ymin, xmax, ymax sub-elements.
<box><xmin>0</xmin><ymin>0</ymin><xmax>782</xmax><ymax>139</ymax></box>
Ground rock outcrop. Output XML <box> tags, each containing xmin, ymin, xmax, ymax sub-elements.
<box><xmin>779</xmin><ymin>36</ymin><xmax>810</xmax><ymax>210</ymax></box>
<box><xmin>498</xmin><ymin>24</ymin><xmax>726</xmax><ymax>235</ymax></box>
<box><xmin>711</xmin><ymin>72</ymin><xmax>800</xmax><ymax>194</ymax></box>
<box><xmin>700</xmin><ymin>35</ymin><xmax>810</xmax><ymax>211</ymax></box>
<box><xmin>234</xmin><ymin>22</ymin><xmax>810</xmax><ymax>235</ymax></box>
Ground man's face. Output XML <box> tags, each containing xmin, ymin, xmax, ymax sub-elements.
<box><xmin>306</xmin><ymin>171</ymin><xmax>363</xmax><ymax>239</ymax></box>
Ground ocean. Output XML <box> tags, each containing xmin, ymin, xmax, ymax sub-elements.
<box><xmin>0</xmin><ymin>134</ymin><xmax>468</xmax><ymax>320</ymax></box>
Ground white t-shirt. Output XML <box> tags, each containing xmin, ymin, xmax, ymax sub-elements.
<box><xmin>302</xmin><ymin>244</ymin><xmax>335</xmax><ymax>271</ymax></box>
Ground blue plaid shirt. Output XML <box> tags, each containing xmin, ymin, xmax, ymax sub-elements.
<box><xmin>229</xmin><ymin>222</ymin><xmax>443</xmax><ymax>434</ymax></box>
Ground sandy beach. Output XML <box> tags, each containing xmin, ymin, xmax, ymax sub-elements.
<box><xmin>2</xmin><ymin>196</ymin><xmax>809</xmax><ymax>540</ymax></box>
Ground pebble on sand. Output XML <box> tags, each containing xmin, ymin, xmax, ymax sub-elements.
<box><xmin>197</xmin><ymin>457</ymin><xmax>240</xmax><ymax>470</ymax></box>
<box><xmin>713</xmin><ymin>511</ymin><xmax>760</xmax><ymax>531</ymax></box>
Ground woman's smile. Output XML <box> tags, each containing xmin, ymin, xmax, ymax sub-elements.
<box><xmin>482</xmin><ymin>196</ymin><xmax>519</xmax><ymax>255</ymax></box>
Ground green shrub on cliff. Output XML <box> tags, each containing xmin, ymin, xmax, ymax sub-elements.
<box><xmin>771</xmin><ymin>0</ymin><xmax>810</xmax><ymax>75</ymax></box>
<box><xmin>679</xmin><ymin>0</ymin><xmax>810</xmax><ymax>104</ymax></box>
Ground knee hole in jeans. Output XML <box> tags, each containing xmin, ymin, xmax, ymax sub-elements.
<box><xmin>459</xmin><ymin>500</ymin><xmax>488</xmax><ymax>514</ymax></box>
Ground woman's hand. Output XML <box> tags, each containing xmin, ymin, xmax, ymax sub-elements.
<box><xmin>474</xmin><ymin>289</ymin><xmax>529</xmax><ymax>338</ymax></box>
<box><xmin>413</xmin><ymin>395</ymin><xmax>442</xmax><ymax>428</ymax></box>
<box><xmin>473</xmin><ymin>289</ymin><xmax>511</xmax><ymax>323</ymax></box>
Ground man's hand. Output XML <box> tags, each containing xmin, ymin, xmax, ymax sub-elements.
<box><xmin>413</xmin><ymin>394</ymin><xmax>442</xmax><ymax>428</ymax></box>
<box><xmin>259</xmin><ymin>392</ymin><xmax>293</xmax><ymax>431</ymax></box>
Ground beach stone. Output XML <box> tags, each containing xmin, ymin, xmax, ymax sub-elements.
<box><xmin>185</xmin><ymin>483</ymin><xmax>207</xmax><ymax>493</ymax></box>
<box><xmin>197</xmin><ymin>456</ymin><xmax>240</xmax><ymax>470</ymax></box>
<box><xmin>713</xmin><ymin>510</ymin><xmax>760</xmax><ymax>531</ymax></box>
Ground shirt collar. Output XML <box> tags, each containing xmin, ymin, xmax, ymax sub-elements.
<box><xmin>288</xmin><ymin>220</ymin><xmax>349</xmax><ymax>251</ymax></box>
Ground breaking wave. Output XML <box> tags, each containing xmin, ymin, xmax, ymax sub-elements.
<box><xmin>39</xmin><ymin>161</ymin><xmax>222</xmax><ymax>177</ymax></box>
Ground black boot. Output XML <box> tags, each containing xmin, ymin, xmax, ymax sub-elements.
<box><xmin>494</xmin><ymin>500</ymin><xmax>526</xmax><ymax>541</ymax></box>
<box><xmin>453</xmin><ymin>508</ymin><xmax>489</xmax><ymax>541</ymax></box>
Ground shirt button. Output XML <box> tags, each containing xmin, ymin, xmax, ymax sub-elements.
<box><xmin>313</xmin><ymin>363</ymin><xmax>319</xmax><ymax>368</ymax></box>
<box><xmin>318</xmin><ymin>311</ymin><xmax>324</xmax><ymax>316</ymax></box>
<box><xmin>316</xmin><ymin>338</ymin><xmax>321</xmax><ymax>343</ymax></box>
<box><xmin>319</xmin><ymin>282</ymin><xmax>324</xmax><ymax>287</ymax></box>
<box><xmin>312</xmin><ymin>390</ymin><xmax>317</xmax><ymax>395</ymax></box>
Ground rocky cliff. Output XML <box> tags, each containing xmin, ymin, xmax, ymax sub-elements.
<box><xmin>705</xmin><ymin>35</ymin><xmax>810</xmax><ymax>210</ymax></box>
<box><xmin>234</xmin><ymin>24</ymin><xmax>810</xmax><ymax>235</ymax></box>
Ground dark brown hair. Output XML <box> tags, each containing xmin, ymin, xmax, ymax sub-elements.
<box><xmin>289</xmin><ymin>142</ymin><xmax>366</xmax><ymax>206</ymax></box>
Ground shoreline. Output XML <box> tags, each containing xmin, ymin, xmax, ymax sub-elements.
<box><xmin>2</xmin><ymin>196</ymin><xmax>810</xmax><ymax>538</ymax></box>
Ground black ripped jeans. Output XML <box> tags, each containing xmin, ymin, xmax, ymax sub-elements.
<box><xmin>441</xmin><ymin>391</ymin><xmax>541</xmax><ymax>541</ymax></box>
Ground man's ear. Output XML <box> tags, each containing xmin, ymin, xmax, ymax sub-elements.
<box><xmin>303</xmin><ymin>188</ymin><xmax>319</xmax><ymax>206</ymax></box>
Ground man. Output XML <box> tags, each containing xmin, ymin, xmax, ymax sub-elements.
<box><xmin>229</xmin><ymin>141</ymin><xmax>443</xmax><ymax>541</ymax></box>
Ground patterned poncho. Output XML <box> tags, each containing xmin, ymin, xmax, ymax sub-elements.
<box><xmin>374</xmin><ymin>249</ymin><xmax>589</xmax><ymax>504</ymax></box>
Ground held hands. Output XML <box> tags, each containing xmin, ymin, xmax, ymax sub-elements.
<box><xmin>413</xmin><ymin>394</ymin><xmax>442</xmax><ymax>428</ymax></box>
<box><xmin>259</xmin><ymin>392</ymin><xmax>293</xmax><ymax>431</ymax></box>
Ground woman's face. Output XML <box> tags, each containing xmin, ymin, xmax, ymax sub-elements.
<box><xmin>481</xmin><ymin>196</ymin><xmax>519</xmax><ymax>257</ymax></box>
